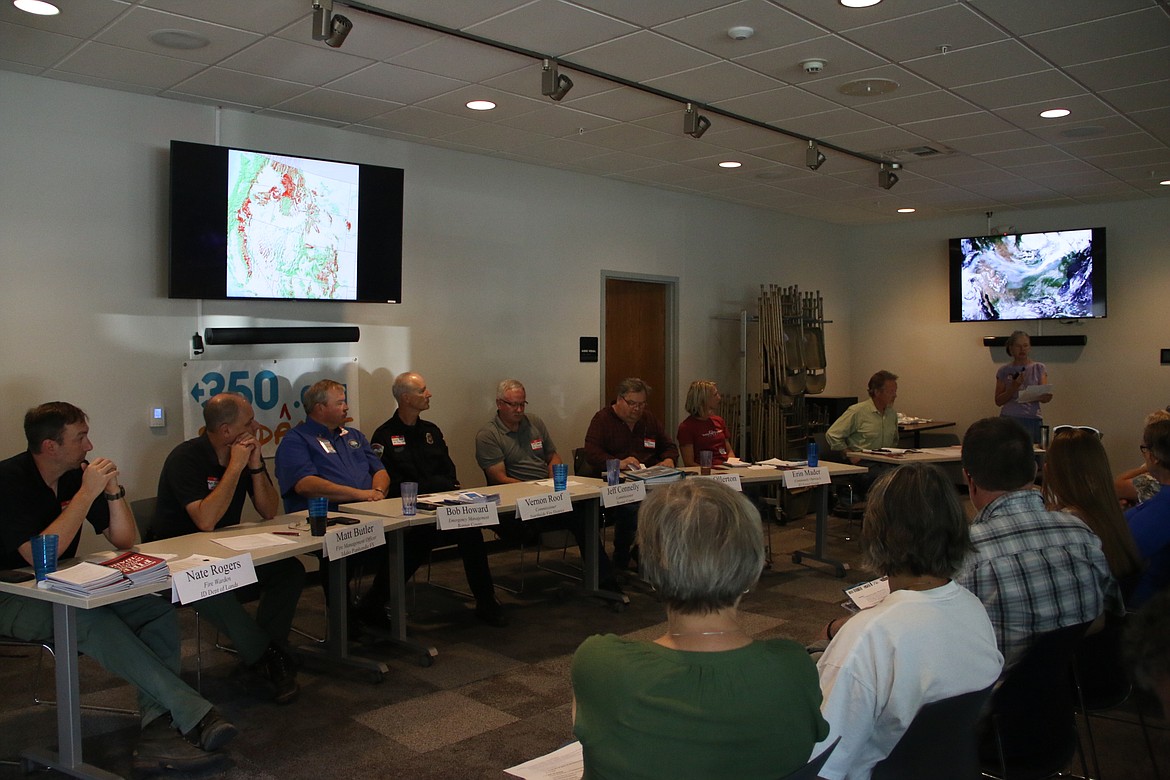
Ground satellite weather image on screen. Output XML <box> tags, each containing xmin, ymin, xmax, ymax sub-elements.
<box><xmin>957</xmin><ymin>229</ymin><xmax>1095</xmax><ymax>321</ymax></box>
<box><xmin>226</xmin><ymin>150</ymin><xmax>359</xmax><ymax>300</ymax></box>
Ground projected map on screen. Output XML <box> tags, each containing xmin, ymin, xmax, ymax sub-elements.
<box><xmin>226</xmin><ymin>151</ymin><xmax>359</xmax><ymax>300</ymax></box>
<box><xmin>957</xmin><ymin>229</ymin><xmax>1095</xmax><ymax>321</ymax></box>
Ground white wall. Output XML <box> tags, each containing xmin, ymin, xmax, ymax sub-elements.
<box><xmin>0</xmin><ymin>71</ymin><xmax>853</xmax><ymax>561</ymax></box>
<box><xmin>842</xmin><ymin>199</ymin><xmax>1170</xmax><ymax>472</ymax></box>
<box><xmin>6</xmin><ymin>70</ymin><xmax>1163</xmax><ymax>562</ymax></box>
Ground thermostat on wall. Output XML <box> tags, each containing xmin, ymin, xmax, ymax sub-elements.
<box><xmin>149</xmin><ymin>406</ymin><xmax>166</xmax><ymax>428</ymax></box>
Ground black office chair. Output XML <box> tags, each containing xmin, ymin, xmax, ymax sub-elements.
<box><xmin>871</xmin><ymin>684</ymin><xmax>995</xmax><ymax>780</ymax></box>
<box><xmin>780</xmin><ymin>738</ymin><xmax>839</xmax><ymax>780</ymax></box>
<box><xmin>979</xmin><ymin>620</ymin><xmax>1094</xmax><ymax>780</ymax></box>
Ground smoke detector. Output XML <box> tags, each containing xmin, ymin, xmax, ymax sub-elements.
<box><xmin>727</xmin><ymin>26</ymin><xmax>755</xmax><ymax>41</ymax></box>
<box><xmin>801</xmin><ymin>59</ymin><xmax>826</xmax><ymax>75</ymax></box>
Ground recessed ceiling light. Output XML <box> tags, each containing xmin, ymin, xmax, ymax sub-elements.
<box><xmin>1039</xmin><ymin>108</ymin><xmax>1071</xmax><ymax>119</ymax></box>
<box><xmin>13</xmin><ymin>0</ymin><xmax>59</xmax><ymax>14</ymax></box>
<box><xmin>718</xmin><ymin>161</ymin><xmax>742</xmax><ymax>169</ymax></box>
<box><xmin>897</xmin><ymin>208</ymin><xmax>915</xmax><ymax>213</ymax></box>
<box><xmin>466</xmin><ymin>100</ymin><xmax>496</xmax><ymax>111</ymax></box>
<box><xmin>149</xmin><ymin>29</ymin><xmax>211</xmax><ymax>50</ymax></box>
<box><xmin>1161</xmin><ymin>179</ymin><xmax>1170</xmax><ymax>186</ymax></box>
<box><xmin>838</xmin><ymin>78</ymin><xmax>899</xmax><ymax>97</ymax></box>
<box><xmin>840</xmin><ymin>0</ymin><xmax>882</xmax><ymax>7</ymax></box>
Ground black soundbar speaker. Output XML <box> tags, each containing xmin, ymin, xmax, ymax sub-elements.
<box><xmin>203</xmin><ymin>327</ymin><xmax>360</xmax><ymax>345</ymax></box>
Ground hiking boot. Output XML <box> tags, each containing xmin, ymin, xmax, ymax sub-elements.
<box><xmin>252</xmin><ymin>644</ymin><xmax>299</xmax><ymax>704</ymax></box>
<box><xmin>133</xmin><ymin>718</ymin><xmax>223</xmax><ymax>772</ymax></box>
<box><xmin>182</xmin><ymin>708</ymin><xmax>239</xmax><ymax>752</ymax></box>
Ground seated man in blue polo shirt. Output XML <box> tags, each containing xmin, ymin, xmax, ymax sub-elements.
<box><xmin>274</xmin><ymin>379</ymin><xmax>392</xmax><ymax>632</ymax></box>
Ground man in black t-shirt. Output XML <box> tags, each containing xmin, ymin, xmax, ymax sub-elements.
<box><xmin>154</xmin><ymin>393</ymin><xmax>303</xmax><ymax>703</ymax></box>
<box><xmin>371</xmin><ymin>372</ymin><xmax>504</xmax><ymax>626</ymax></box>
<box><xmin>0</xmin><ymin>402</ymin><xmax>235</xmax><ymax>772</ymax></box>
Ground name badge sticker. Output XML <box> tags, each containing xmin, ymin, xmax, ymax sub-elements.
<box><xmin>516</xmin><ymin>491</ymin><xmax>572</xmax><ymax>521</ymax></box>
<box><xmin>390</xmin><ymin>435</ymin><xmax>406</xmax><ymax>447</ymax></box>
<box><xmin>530</xmin><ymin>438</ymin><xmax>543</xmax><ymax>451</ymax></box>
<box><xmin>602</xmin><ymin>480</ymin><xmax>646</xmax><ymax>508</ymax></box>
<box><xmin>643</xmin><ymin>438</ymin><xmax>656</xmax><ymax>449</ymax></box>
<box><xmin>323</xmin><ymin>519</ymin><xmax>385</xmax><ymax>560</ymax></box>
<box><xmin>782</xmin><ymin>466</ymin><xmax>831</xmax><ymax>489</ymax></box>
<box><xmin>437</xmin><ymin>503</ymin><xmax>500</xmax><ymax>531</ymax></box>
<box><xmin>317</xmin><ymin>437</ymin><xmax>337</xmax><ymax>454</ymax></box>
<box><xmin>173</xmin><ymin>553</ymin><xmax>257</xmax><ymax>605</ymax></box>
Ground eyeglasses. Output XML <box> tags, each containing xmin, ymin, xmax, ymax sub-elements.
<box><xmin>498</xmin><ymin>400</ymin><xmax>528</xmax><ymax>410</ymax></box>
<box><xmin>1051</xmin><ymin>425</ymin><xmax>1102</xmax><ymax>440</ymax></box>
<box><xmin>620</xmin><ymin>396</ymin><xmax>647</xmax><ymax>409</ymax></box>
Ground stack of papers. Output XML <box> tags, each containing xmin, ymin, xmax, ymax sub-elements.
<box><xmin>419</xmin><ymin>491</ymin><xmax>501</xmax><ymax>508</ymax></box>
<box><xmin>43</xmin><ymin>562</ymin><xmax>133</xmax><ymax>596</ymax></box>
<box><xmin>757</xmin><ymin>457</ymin><xmax>808</xmax><ymax>468</ymax></box>
<box><xmin>624</xmin><ymin>465</ymin><xmax>684</xmax><ymax>484</ymax></box>
<box><xmin>101</xmin><ymin>551</ymin><xmax>170</xmax><ymax>585</ymax></box>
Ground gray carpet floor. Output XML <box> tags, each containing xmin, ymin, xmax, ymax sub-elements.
<box><xmin>1</xmin><ymin>511</ymin><xmax>1165</xmax><ymax>779</ymax></box>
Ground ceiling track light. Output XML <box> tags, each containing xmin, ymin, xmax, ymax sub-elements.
<box><xmin>806</xmin><ymin>140</ymin><xmax>826</xmax><ymax>171</ymax></box>
<box><xmin>684</xmin><ymin>103</ymin><xmax>711</xmax><ymax>139</ymax></box>
<box><xmin>878</xmin><ymin>162</ymin><xmax>901</xmax><ymax>190</ymax></box>
<box><xmin>312</xmin><ymin>0</ymin><xmax>352</xmax><ymax>48</ymax></box>
<box><xmin>541</xmin><ymin>59</ymin><xmax>573</xmax><ymax>101</ymax></box>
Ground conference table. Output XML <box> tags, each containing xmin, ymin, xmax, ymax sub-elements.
<box><xmin>0</xmin><ymin>509</ymin><xmax>417</xmax><ymax>779</ymax></box>
<box><xmin>897</xmin><ymin>420</ymin><xmax>957</xmax><ymax>447</ymax></box>
<box><xmin>854</xmin><ymin>446</ymin><xmax>964</xmax><ymax>465</ymax></box>
<box><xmin>342</xmin><ymin>475</ymin><xmax>627</xmax><ymax>608</ymax></box>
<box><xmin>681</xmin><ymin>461</ymin><xmax>868</xmax><ymax>578</ymax></box>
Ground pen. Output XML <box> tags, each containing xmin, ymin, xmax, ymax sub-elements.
<box><xmin>272</xmin><ymin>531</ymin><xmax>300</xmax><ymax>536</ymax></box>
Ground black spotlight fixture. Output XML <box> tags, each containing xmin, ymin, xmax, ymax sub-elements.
<box><xmin>312</xmin><ymin>0</ymin><xmax>352</xmax><ymax>48</ymax></box>
<box><xmin>541</xmin><ymin>59</ymin><xmax>574</xmax><ymax>101</ymax></box>
<box><xmin>684</xmin><ymin>103</ymin><xmax>711</xmax><ymax>139</ymax></box>
<box><xmin>878</xmin><ymin>162</ymin><xmax>901</xmax><ymax>190</ymax></box>
<box><xmin>806</xmin><ymin>140</ymin><xmax>826</xmax><ymax>171</ymax></box>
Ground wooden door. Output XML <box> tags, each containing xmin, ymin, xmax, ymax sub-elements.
<box><xmin>604</xmin><ymin>278</ymin><xmax>670</xmax><ymax>427</ymax></box>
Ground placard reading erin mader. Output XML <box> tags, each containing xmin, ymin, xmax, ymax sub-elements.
<box><xmin>437</xmin><ymin>502</ymin><xmax>500</xmax><ymax>531</ymax></box>
<box><xmin>172</xmin><ymin>553</ymin><xmax>257</xmax><ymax>605</ymax></box>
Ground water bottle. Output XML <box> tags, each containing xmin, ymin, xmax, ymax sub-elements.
<box><xmin>807</xmin><ymin>441</ymin><xmax>819</xmax><ymax>467</ymax></box>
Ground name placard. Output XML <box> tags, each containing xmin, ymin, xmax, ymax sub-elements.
<box><xmin>323</xmin><ymin>519</ymin><xmax>385</xmax><ymax>560</ymax></box>
<box><xmin>782</xmin><ymin>466</ymin><xmax>831</xmax><ymax>489</ymax></box>
<box><xmin>691</xmin><ymin>473</ymin><xmax>743</xmax><ymax>491</ymax></box>
<box><xmin>172</xmin><ymin>553</ymin><xmax>257</xmax><ymax>605</ymax></box>
<box><xmin>437</xmin><ymin>502</ymin><xmax>500</xmax><ymax>531</ymax></box>
<box><xmin>516</xmin><ymin>490</ymin><xmax>573</xmax><ymax>521</ymax></box>
<box><xmin>602</xmin><ymin>481</ymin><xmax>646</xmax><ymax>508</ymax></box>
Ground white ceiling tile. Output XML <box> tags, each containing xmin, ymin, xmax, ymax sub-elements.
<box><xmin>1100</xmin><ymin>80</ymin><xmax>1170</xmax><ymax>114</ymax></box>
<box><xmin>414</xmin><ymin>84</ymin><xmax>547</xmax><ymax>121</ymax></box>
<box><xmin>572</xmin><ymin>0</ymin><xmax>735</xmax><ymax>29</ymax></box>
<box><xmin>1023</xmin><ymin>9</ymin><xmax>1170</xmax><ymax>67</ymax></box>
<box><xmin>713</xmin><ymin>87</ymin><xmax>838</xmax><ymax>124</ymax></box>
<box><xmin>0</xmin><ymin>0</ymin><xmax>127</xmax><ymax>37</ymax></box>
<box><xmin>735</xmin><ymin>36</ymin><xmax>884</xmax><ymax>83</ymax></box>
<box><xmin>644</xmin><ymin>61</ymin><xmax>782</xmax><ymax>104</ymax></box>
<box><xmin>969</xmin><ymin>0</ymin><xmax>1153</xmax><ymax>37</ymax></box>
<box><xmin>497</xmin><ymin>104</ymin><xmax>616</xmax><ymax>137</ymax></box>
<box><xmin>904</xmin><ymin>40</ymin><xmax>1050</xmax><ymax>89</ymax></box>
<box><xmin>168</xmin><ymin>68</ymin><xmax>310</xmax><ymax>107</ymax></box>
<box><xmin>221</xmin><ymin>37</ymin><xmax>373</xmax><ymax>85</ymax></box>
<box><xmin>954</xmin><ymin>70</ymin><xmax>1085</xmax><ymax>111</ymax></box>
<box><xmin>95</xmin><ymin>7</ymin><xmax>262</xmax><ymax>65</ymax></box>
<box><xmin>842</xmin><ymin>5</ymin><xmax>1007</xmax><ymax>62</ymax></box>
<box><xmin>853</xmin><ymin>90</ymin><xmax>977</xmax><ymax>125</ymax></box>
<box><xmin>564</xmin><ymin>86</ymin><xmax>680</xmax><ymax>122</ymax></box>
<box><xmin>274</xmin><ymin>88</ymin><xmax>402</xmax><ymax>124</ymax></box>
<box><xmin>55</xmin><ymin>41</ymin><xmax>204</xmax><ymax>89</ymax></box>
<box><xmin>655</xmin><ymin>0</ymin><xmax>826</xmax><ymax>58</ymax></box>
<box><xmin>327</xmin><ymin>63</ymin><xmax>466</xmax><ymax>104</ymax></box>
<box><xmin>359</xmin><ymin>0</ymin><xmax>534</xmax><ymax>29</ymax></box>
<box><xmin>1067</xmin><ymin>47</ymin><xmax>1170</xmax><ymax>93</ymax></box>
<box><xmin>570</xmin><ymin>30</ymin><xmax>718</xmax><ymax>83</ymax></box>
<box><xmin>360</xmin><ymin>105</ymin><xmax>481</xmax><ymax>136</ymax></box>
<box><xmin>0</xmin><ymin>21</ymin><xmax>80</xmax><ymax>68</ymax></box>
<box><xmin>144</xmin><ymin>0</ymin><xmax>306</xmax><ymax>35</ymax></box>
<box><xmin>466</xmin><ymin>0</ymin><xmax>638</xmax><ymax>57</ymax></box>
<box><xmin>388</xmin><ymin>35</ymin><xmax>532</xmax><ymax>81</ymax></box>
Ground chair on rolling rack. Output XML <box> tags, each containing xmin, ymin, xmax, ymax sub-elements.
<box><xmin>870</xmin><ymin>684</ymin><xmax>995</xmax><ymax>780</ymax></box>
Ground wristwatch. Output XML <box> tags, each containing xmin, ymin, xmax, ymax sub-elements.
<box><xmin>247</xmin><ymin>465</ymin><xmax>268</xmax><ymax>475</ymax></box>
<box><xmin>103</xmin><ymin>485</ymin><xmax>126</xmax><ymax>501</ymax></box>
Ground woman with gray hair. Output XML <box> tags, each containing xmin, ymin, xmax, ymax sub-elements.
<box><xmin>815</xmin><ymin>464</ymin><xmax>1003</xmax><ymax>779</ymax></box>
<box><xmin>571</xmin><ymin>479</ymin><xmax>828</xmax><ymax>779</ymax></box>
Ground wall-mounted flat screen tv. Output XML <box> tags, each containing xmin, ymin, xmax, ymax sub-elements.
<box><xmin>169</xmin><ymin>140</ymin><xmax>403</xmax><ymax>303</ymax></box>
<box><xmin>949</xmin><ymin>227</ymin><xmax>1106</xmax><ymax>322</ymax></box>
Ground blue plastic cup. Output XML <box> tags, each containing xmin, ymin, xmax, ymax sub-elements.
<box><xmin>605</xmin><ymin>458</ymin><xmax>620</xmax><ymax>486</ymax></box>
<box><xmin>400</xmin><ymin>482</ymin><xmax>418</xmax><ymax>517</ymax></box>
<box><xmin>553</xmin><ymin>463</ymin><xmax>568</xmax><ymax>491</ymax></box>
<box><xmin>308</xmin><ymin>497</ymin><xmax>329</xmax><ymax>536</ymax></box>
<box><xmin>807</xmin><ymin>441</ymin><xmax>819</xmax><ymax>467</ymax></box>
<box><xmin>31</xmin><ymin>534</ymin><xmax>58</xmax><ymax>581</ymax></box>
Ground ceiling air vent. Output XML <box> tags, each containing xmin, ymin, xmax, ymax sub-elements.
<box><xmin>880</xmin><ymin>145</ymin><xmax>955</xmax><ymax>162</ymax></box>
